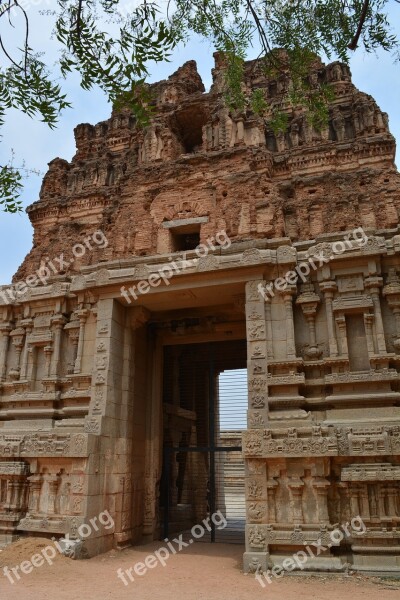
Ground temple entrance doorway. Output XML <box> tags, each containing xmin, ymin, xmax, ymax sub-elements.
<box><xmin>160</xmin><ymin>340</ymin><xmax>247</xmax><ymax>543</ymax></box>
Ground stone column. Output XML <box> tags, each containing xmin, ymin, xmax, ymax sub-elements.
<box><xmin>365</xmin><ymin>276</ymin><xmax>386</xmax><ymax>354</ymax></box>
<box><xmin>26</xmin><ymin>346</ymin><xmax>35</xmax><ymax>382</ymax></box>
<box><xmin>266</xmin><ymin>479</ymin><xmax>278</xmax><ymax>523</ymax></box>
<box><xmin>337</xmin><ymin>482</ymin><xmax>351</xmax><ymax>523</ymax></box>
<box><xmin>44</xmin><ymin>346</ymin><xmax>53</xmax><ymax>378</ymax></box>
<box><xmin>265</xmin><ymin>301</ymin><xmax>274</xmax><ymax>360</ymax></box>
<box><xmin>306</xmin><ymin>309</ymin><xmax>318</xmax><ymax>347</ymax></box>
<box><xmin>9</xmin><ymin>327</ymin><xmax>26</xmax><ymax>380</ymax></box>
<box><xmin>288</xmin><ymin>477</ymin><xmax>304</xmax><ymax>523</ymax></box>
<box><xmin>377</xmin><ymin>483</ymin><xmax>386</xmax><ymax>517</ymax></box>
<box><xmin>335</xmin><ymin>314</ymin><xmax>349</xmax><ymax>357</ymax></box>
<box><xmin>10</xmin><ymin>479</ymin><xmax>25</xmax><ymax>512</ymax></box>
<box><xmin>74</xmin><ymin>309</ymin><xmax>89</xmax><ymax>374</ymax></box>
<box><xmin>0</xmin><ymin>323</ymin><xmax>11</xmax><ymax>381</ymax></box>
<box><xmin>359</xmin><ymin>485</ymin><xmax>370</xmax><ymax>520</ymax></box>
<box><xmin>364</xmin><ymin>313</ymin><xmax>376</xmax><ymax>355</ymax></box>
<box><xmin>19</xmin><ymin>480</ymin><xmax>28</xmax><ymax>513</ymax></box>
<box><xmin>369</xmin><ymin>484</ymin><xmax>379</xmax><ymax>518</ymax></box>
<box><xmin>386</xmin><ymin>486</ymin><xmax>397</xmax><ymax>517</ymax></box>
<box><xmin>20</xmin><ymin>319</ymin><xmax>33</xmax><ymax>380</ymax></box>
<box><xmin>244</xmin><ymin>280</ymin><xmax>270</xmax><ymax>574</ymax></box>
<box><xmin>246</xmin><ymin>280</ymin><xmax>269</xmax><ymax>425</ymax></box>
<box><xmin>320</xmin><ymin>281</ymin><xmax>338</xmax><ymax>357</ymax></box>
<box><xmin>47</xmin><ymin>475</ymin><xmax>60</xmax><ymax>515</ymax></box>
<box><xmin>313</xmin><ymin>478</ymin><xmax>330</xmax><ymax>523</ymax></box>
<box><xmin>282</xmin><ymin>287</ymin><xmax>297</xmax><ymax>359</ymax></box>
<box><xmin>6</xmin><ymin>478</ymin><xmax>12</xmax><ymax>505</ymax></box>
<box><xmin>64</xmin><ymin>318</ymin><xmax>80</xmax><ymax>374</ymax></box>
<box><xmin>28</xmin><ymin>476</ymin><xmax>42</xmax><ymax>513</ymax></box>
<box><xmin>296</xmin><ymin>283</ymin><xmax>322</xmax><ymax>360</ymax></box>
<box><xmin>8</xmin><ymin>481</ymin><xmax>19</xmax><ymax>511</ymax></box>
<box><xmin>349</xmin><ymin>485</ymin><xmax>360</xmax><ymax>516</ymax></box>
<box><xmin>51</xmin><ymin>314</ymin><xmax>67</xmax><ymax>377</ymax></box>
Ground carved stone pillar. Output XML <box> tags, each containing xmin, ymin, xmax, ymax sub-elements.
<box><xmin>377</xmin><ymin>483</ymin><xmax>386</xmax><ymax>517</ymax></box>
<box><xmin>9</xmin><ymin>327</ymin><xmax>26</xmax><ymax>380</ymax></box>
<box><xmin>337</xmin><ymin>482</ymin><xmax>351</xmax><ymax>523</ymax></box>
<box><xmin>359</xmin><ymin>485</ymin><xmax>370</xmax><ymax>520</ymax></box>
<box><xmin>44</xmin><ymin>346</ymin><xmax>53</xmax><ymax>378</ymax></box>
<box><xmin>74</xmin><ymin>309</ymin><xmax>89</xmax><ymax>374</ymax></box>
<box><xmin>28</xmin><ymin>475</ymin><xmax>42</xmax><ymax>513</ymax></box>
<box><xmin>244</xmin><ymin>281</ymin><xmax>270</xmax><ymax>573</ymax></box>
<box><xmin>6</xmin><ymin>478</ymin><xmax>12</xmax><ymax>505</ymax></box>
<box><xmin>246</xmin><ymin>280</ymin><xmax>269</xmax><ymax>425</ymax></box>
<box><xmin>265</xmin><ymin>301</ymin><xmax>274</xmax><ymax>360</ymax></box>
<box><xmin>335</xmin><ymin>314</ymin><xmax>349</xmax><ymax>357</ymax></box>
<box><xmin>9</xmin><ymin>480</ymin><xmax>25</xmax><ymax>512</ymax></box>
<box><xmin>47</xmin><ymin>475</ymin><xmax>60</xmax><ymax>515</ymax></box>
<box><xmin>282</xmin><ymin>288</ymin><xmax>297</xmax><ymax>359</ymax></box>
<box><xmin>296</xmin><ymin>283</ymin><xmax>322</xmax><ymax>359</ymax></box>
<box><xmin>313</xmin><ymin>477</ymin><xmax>330</xmax><ymax>523</ymax></box>
<box><xmin>288</xmin><ymin>477</ymin><xmax>304</xmax><ymax>523</ymax></box>
<box><xmin>364</xmin><ymin>313</ymin><xmax>376</xmax><ymax>355</ymax></box>
<box><xmin>369</xmin><ymin>484</ymin><xmax>379</xmax><ymax>518</ymax></box>
<box><xmin>8</xmin><ymin>481</ymin><xmax>19</xmax><ymax>511</ymax></box>
<box><xmin>386</xmin><ymin>486</ymin><xmax>398</xmax><ymax>517</ymax></box>
<box><xmin>349</xmin><ymin>485</ymin><xmax>360</xmax><ymax>516</ymax></box>
<box><xmin>266</xmin><ymin>478</ymin><xmax>278</xmax><ymax>522</ymax></box>
<box><xmin>320</xmin><ymin>281</ymin><xmax>338</xmax><ymax>357</ymax></box>
<box><xmin>51</xmin><ymin>314</ymin><xmax>67</xmax><ymax>377</ymax></box>
<box><xmin>365</xmin><ymin>276</ymin><xmax>386</xmax><ymax>354</ymax></box>
<box><xmin>20</xmin><ymin>318</ymin><xmax>33</xmax><ymax>380</ymax></box>
<box><xmin>0</xmin><ymin>323</ymin><xmax>12</xmax><ymax>381</ymax></box>
<box><xmin>64</xmin><ymin>318</ymin><xmax>80</xmax><ymax>374</ymax></box>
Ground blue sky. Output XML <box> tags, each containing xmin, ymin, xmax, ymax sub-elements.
<box><xmin>0</xmin><ymin>3</ymin><xmax>399</xmax><ymax>284</ymax></box>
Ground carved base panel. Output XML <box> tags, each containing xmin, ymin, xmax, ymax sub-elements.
<box><xmin>0</xmin><ymin>512</ymin><xmax>25</xmax><ymax>547</ymax></box>
<box><xmin>243</xmin><ymin>451</ymin><xmax>400</xmax><ymax>572</ymax></box>
<box><xmin>269</xmin><ymin>553</ymin><xmax>345</xmax><ymax>573</ymax></box>
<box><xmin>17</xmin><ymin>515</ymin><xmax>84</xmax><ymax>536</ymax></box>
<box><xmin>0</xmin><ymin>454</ymin><xmax>92</xmax><ymax>548</ymax></box>
<box><xmin>0</xmin><ymin>460</ymin><xmax>29</xmax><ymax>546</ymax></box>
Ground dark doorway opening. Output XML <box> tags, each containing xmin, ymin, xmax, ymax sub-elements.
<box><xmin>161</xmin><ymin>340</ymin><xmax>247</xmax><ymax>543</ymax></box>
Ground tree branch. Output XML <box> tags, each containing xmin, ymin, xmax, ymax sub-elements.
<box><xmin>348</xmin><ymin>0</ymin><xmax>370</xmax><ymax>50</ymax></box>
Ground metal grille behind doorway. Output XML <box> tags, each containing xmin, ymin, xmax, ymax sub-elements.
<box><xmin>161</xmin><ymin>342</ymin><xmax>247</xmax><ymax>544</ymax></box>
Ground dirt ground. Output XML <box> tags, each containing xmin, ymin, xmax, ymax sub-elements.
<box><xmin>1</xmin><ymin>539</ymin><xmax>400</xmax><ymax>600</ymax></box>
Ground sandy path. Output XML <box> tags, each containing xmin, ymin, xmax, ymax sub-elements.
<box><xmin>1</xmin><ymin>541</ymin><xmax>399</xmax><ymax>600</ymax></box>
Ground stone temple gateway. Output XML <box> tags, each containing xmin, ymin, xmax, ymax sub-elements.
<box><xmin>1</xmin><ymin>53</ymin><xmax>400</xmax><ymax>573</ymax></box>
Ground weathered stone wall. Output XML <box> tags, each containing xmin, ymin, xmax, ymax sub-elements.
<box><xmin>13</xmin><ymin>54</ymin><xmax>400</xmax><ymax>282</ymax></box>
